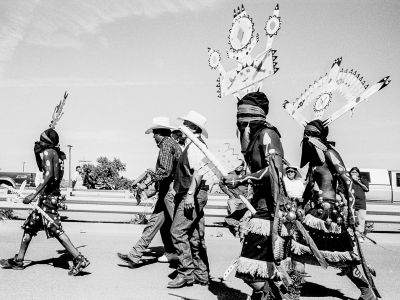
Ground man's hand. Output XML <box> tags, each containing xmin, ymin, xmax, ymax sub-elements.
<box><xmin>23</xmin><ymin>193</ymin><xmax>36</xmax><ymax>204</ymax></box>
<box><xmin>184</xmin><ymin>194</ymin><xmax>195</xmax><ymax>211</ymax></box>
<box><xmin>221</xmin><ymin>174</ymin><xmax>242</xmax><ymax>189</ymax></box>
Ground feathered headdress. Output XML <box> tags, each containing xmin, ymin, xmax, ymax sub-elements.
<box><xmin>207</xmin><ymin>4</ymin><xmax>281</xmax><ymax>100</ymax></box>
<box><xmin>283</xmin><ymin>58</ymin><xmax>390</xmax><ymax>127</ymax></box>
<box><xmin>49</xmin><ymin>91</ymin><xmax>68</xmax><ymax>129</ymax></box>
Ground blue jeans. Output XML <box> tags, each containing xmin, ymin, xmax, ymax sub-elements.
<box><xmin>129</xmin><ymin>184</ymin><xmax>175</xmax><ymax>262</ymax></box>
<box><xmin>170</xmin><ymin>190</ymin><xmax>209</xmax><ymax>281</ymax></box>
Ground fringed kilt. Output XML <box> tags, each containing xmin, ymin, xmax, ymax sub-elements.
<box><xmin>22</xmin><ymin>194</ymin><xmax>67</xmax><ymax>238</ymax></box>
<box><xmin>236</xmin><ymin>211</ymin><xmax>289</xmax><ymax>282</ymax></box>
<box><xmin>291</xmin><ymin>198</ymin><xmax>360</xmax><ymax>268</ymax></box>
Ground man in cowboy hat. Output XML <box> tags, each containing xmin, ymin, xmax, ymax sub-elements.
<box><xmin>117</xmin><ymin>117</ymin><xmax>182</xmax><ymax>266</ymax></box>
<box><xmin>167</xmin><ymin>111</ymin><xmax>210</xmax><ymax>288</ymax></box>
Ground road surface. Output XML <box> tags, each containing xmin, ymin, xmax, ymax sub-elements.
<box><xmin>1</xmin><ymin>220</ymin><xmax>399</xmax><ymax>299</ymax></box>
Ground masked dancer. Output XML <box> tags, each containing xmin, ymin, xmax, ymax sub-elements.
<box><xmin>222</xmin><ymin>92</ymin><xmax>290</xmax><ymax>300</ymax></box>
<box><xmin>283</xmin><ymin>58</ymin><xmax>390</xmax><ymax>300</ymax></box>
<box><xmin>0</xmin><ymin>93</ymin><xmax>90</xmax><ymax>276</ymax></box>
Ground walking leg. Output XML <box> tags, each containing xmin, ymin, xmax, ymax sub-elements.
<box><xmin>346</xmin><ymin>266</ymin><xmax>376</xmax><ymax>300</ymax></box>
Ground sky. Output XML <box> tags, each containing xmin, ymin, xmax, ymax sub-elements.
<box><xmin>0</xmin><ymin>0</ymin><xmax>399</xmax><ymax>180</ymax></box>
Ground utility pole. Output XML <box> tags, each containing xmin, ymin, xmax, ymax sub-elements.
<box><xmin>22</xmin><ymin>161</ymin><xmax>26</xmax><ymax>172</ymax></box>
<box><xmin>67</xmin><ymin>145</ymin><xmax>73</xmax><ymax>188</ymax></box>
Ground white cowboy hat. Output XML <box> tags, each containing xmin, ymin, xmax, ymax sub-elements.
<box><xmin>145</xmin><ymin>117</ymin><xmax>176</xmax><ymax>134</ymax></box>
<box><xmin>178</xmin><ymin>110</ymin><xmax>208</xmax><ymax>138</ymax></box>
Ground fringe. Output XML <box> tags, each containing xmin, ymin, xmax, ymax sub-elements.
<box><xmin>291</xmin><ymin>240</ymin><xmax>360</xmax><ymax>263</ymax></box>
<box><xmin>236</xmin><ymin>256</ymin><xmax>277</xmax><ymax>279</ymax></box>
<box><xmin>273</xmin><ymin>236</ymin><xmax>286</xmax><ymax>261</ymax></box>
<box><xmin>303</xmin><ymin>214</ymin><xmax>342</xmax><ymax>234</ymax></box>
<box><xmin>280</xmin><ymin>222</ymin><xmax>290</xmax><ymax>236</ymax></box>
<box><xmin>243</xmin><ymin>218</ymin><xmax>272</xmax><ymax>236</ymax></box>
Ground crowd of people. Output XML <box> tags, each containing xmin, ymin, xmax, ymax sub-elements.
<box><xmin>0</xmin><ymin>96</ymin><xmax>375</xmax><ymax>299</ymax></box>
<box><xmin>0</xmin><ymin>4</ymin><xmax>380</xmax><ymax>300</ymax></box>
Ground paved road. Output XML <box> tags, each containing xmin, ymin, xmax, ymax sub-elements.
<box><xmin>1</xmin><ymin>220</ymin><xmax>399</xmax><ymax>300</ymax></box>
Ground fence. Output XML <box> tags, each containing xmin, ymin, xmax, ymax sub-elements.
<box><xmin>1</xmin><ymin>188</ymin><xmax>400</xmax><ymax>223</ymax></box>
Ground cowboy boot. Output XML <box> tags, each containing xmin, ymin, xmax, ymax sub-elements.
<box><xmin>346</xmin><ymin>266</ymin><xmax>377</xmax><ymax>300</ymax></box>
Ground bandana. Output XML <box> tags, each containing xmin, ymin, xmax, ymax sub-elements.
<box><xmin>237</xmin><ymin>91</ymin><xmax>269</xmax><ymax>122</ymax></box>
<box><xmin>300</xmin><ymin>120</ymin><xmax>335</xmax><ymax>168</ymax></box>
<box><xmin>34</xmin><ymin>128</ymin><xmax>66</xmax><ymax>171</ymax></box>
<box><xmin>237</xmin><ymin>92</ymin><xmax>281</xmax><ymax>155</ymax></box>
<box><xmin>304</xmin><ymin>120</ymin><xmax>329</xmax><ymax>141</ymax></box>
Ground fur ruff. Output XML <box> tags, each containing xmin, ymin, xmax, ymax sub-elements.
<box><xmin>303</xmin><ymin>214</ymin><xmax>342</xmax><ymax>234</ymax></box>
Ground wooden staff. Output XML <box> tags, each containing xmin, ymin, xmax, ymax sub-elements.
<box><xmin>1</xmin><ymin>184</ymin><xmax>60</xmax><ymax>229</ymax></box>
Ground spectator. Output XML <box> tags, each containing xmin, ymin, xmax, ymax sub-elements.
<box><xmin>72</xmin><ymin>166</ymin><xmax>86</xmax><ymax>189</ymax></box>
<box><xmin>219</xmin><ymin>159</ymin><xmax>250</xmax><ymax>215</ymax></box>
<box><xmin>283</xmin><ymin>166</ymin><xmax>305</xmax><ymax>206</ymax></box>
<box><xmin>349</xmin><ymin>167</ymin><xmax>369</xmax><ymax>240</ymax></box>
<box><xmin>83</xmin><ymin>169</ymin><xmax>96</xmax><ymax>189</ymax></box>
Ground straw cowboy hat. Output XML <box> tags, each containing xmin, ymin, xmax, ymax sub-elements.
<box><xmin>145</xmin><ymin>117</ymin><xmax>176</xmax><ymax>134</ymax></box>
<box><xmin>178</xmin><ymin>110</ymin><xmax>208</xmax><ymax>138</ymax></box>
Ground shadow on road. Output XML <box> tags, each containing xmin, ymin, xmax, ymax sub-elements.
<box><xmin>302</xmin><ymin>281</ymin><xmax>356</xmax><ymax>300</ymax></box>
<box><xmin>24</xmin><ymin>245</ymin><xmax>91</xmax><ymax>276</ymax></box>
<box><xmin>117</xmin><ymin>246</ymin><xmax>166</xmax><ymax>269</ymax></box>
<box><xmin>208</xmin><ymin>279</ymin><xmax>248</xmax><ymax>300</ymax></box>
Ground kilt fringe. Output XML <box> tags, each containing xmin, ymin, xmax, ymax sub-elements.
<box><xmin>303</xmin><ymin>214</ymin><xmax>342</xmax><ymax>234</ymax></box>
<box><xmin>291</xmin><ymin>240</ymin><xmax>360</xmax><ymax>264</ymax></box>
<box><xmin>273</xmin><ymin>235</ymin><xmax>287</xmax><ymax>261</ymax></box>
<box><xmin>236</xmin><ymin>256</ymin><xmax>277</xmax><ymax>279</ymax></box>
<box><xmin>243</xmin><ymin>218</ymin><xmax>272</xmax><ymax>236</ymax></box>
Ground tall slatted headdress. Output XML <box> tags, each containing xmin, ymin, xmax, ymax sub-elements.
<box><xmin>283</xmin><ymin>58</ymin><xmax>390</xmax><ymax>127</ymax></box>
<box><xmin>207</xmin><ymin>4</ymin><xmax>281</xmax><ymax>100</ymax></box>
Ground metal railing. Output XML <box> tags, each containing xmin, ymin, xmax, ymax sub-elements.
<box><xmin>1</xmin><ymin>188</ymin><xmax>400</xmax><ymax>223</ymax></box>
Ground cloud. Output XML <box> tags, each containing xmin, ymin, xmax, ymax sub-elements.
<box><xmin>0</xmin><ymin>77</ymin><xmax>207</xmax><ymax>88</ymax></box>
<box><xmin>0</xmin><ymin>0</ymin><xmax>39</xmax><ymax>77</ymax></box>
<box><xmin>0</xmin><ymin>0</ymin><xmax>222</xmax><ymax>78</ymax></box>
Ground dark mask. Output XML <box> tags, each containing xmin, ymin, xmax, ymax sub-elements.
<box><xmin>300</xmin><ymin>137</ymin><xmax>319</xmax><ymax>168</ymax></box>
<box><xmin>34</xmin><ymin>141</ymin><xmax>46</xmax><ymax>171</ymax></box>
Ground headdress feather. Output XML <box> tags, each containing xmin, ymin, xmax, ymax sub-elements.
<box><xmin>49</xmin><ymin>91</ymin><xmax>68</xmax><ymax>129</ymax></box>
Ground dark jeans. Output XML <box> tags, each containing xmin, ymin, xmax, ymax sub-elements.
<box><xmin>129</xmin><ymin>184</ymin><xmax>175</xmax><ymax>262</ymax></box>
<box><xmin>170</xmin><ymin>190</ymin><xmax>209</xmax><ymax>281</ymax></box>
